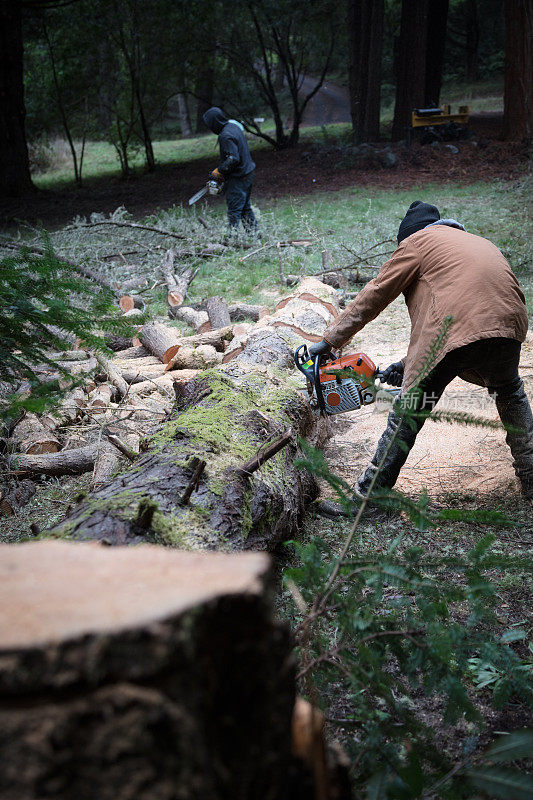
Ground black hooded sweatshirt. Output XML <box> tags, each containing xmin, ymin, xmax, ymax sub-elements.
<box><xmin>203</xmin><ymin>107</ymin><xmax>255</xmax><ymax>179</ymax></box>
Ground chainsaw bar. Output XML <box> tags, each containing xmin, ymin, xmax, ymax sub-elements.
<box><xmin>188</xmin><ymin>186</ymin><xmax>208</xmax><ymax>205</ymax></box>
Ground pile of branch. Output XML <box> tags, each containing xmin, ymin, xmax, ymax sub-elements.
<box><xmin>2</xmin><ymin>310</ymin><xmax>241</xmax><ymax>500</ymax></box>
<box><xmin>3</xmin><ymin>231</ymin><xmax>342</xmax><ymax>555</ymax></box>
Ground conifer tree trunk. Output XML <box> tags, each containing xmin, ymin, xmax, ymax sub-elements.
<box><xmin>465</xmin><ymin>0</ymin><xmax>479</xmax><ymax>82</ymax></box>
<box><xmin>177</xmin><ymin>93</ymin><xmax>192</xmax><ymax>137</ymax></box>
<box><xmin>0</xmin><ymin>0</ymin><xmax>34</xmax><ymax>197</ymax></box>
<box><xmin>424</xmin><ymin>0</ymin><xmax>449</xmax><ymax>106</ymax></box>
<box><xmin>347</xmin><ymin>0</ymin><xmax>385</xmax><ymax>143</ymax></box>
<box><xmin>503</xmin><ymin>0</ymin><xmax>533</xmax><ymax>143</ymax></box>
<box><xmin>391</xmin><ymin>0</ymin><xmax>429</xmax><ymax>141</ymax></box>
<box><xmin>195</xmin><ymin>61</ymin><xmax>215</xmax><ymax>133</ymax></box>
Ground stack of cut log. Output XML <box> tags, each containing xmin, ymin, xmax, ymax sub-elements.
<box><xmin>4</xmin><ymin>278</ymin><xmax>341</xmax><ymax>554</ymax></box>
<box><xmin>42</xmin><ymin>278</ymin><xmax>340</xmax><ymax>551</ymax></box>
<box><xmin>2</xmin><ymin>294</ymin><xmax>269</xmax><ymax>505</ymax></box>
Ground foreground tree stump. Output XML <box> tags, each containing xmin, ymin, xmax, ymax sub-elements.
<box><xmin>0</xmin><ymin>541</ymin><xmax>294</xmax><ymax>800</ymax></box>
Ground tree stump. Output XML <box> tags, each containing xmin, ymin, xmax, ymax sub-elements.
<box><xmin>0</xmin><ymin>541</ymin><xmax>294</xmax><ymax>800</ymax></box>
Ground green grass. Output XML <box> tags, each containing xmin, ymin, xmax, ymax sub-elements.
<box><xmin>2</xmin><ymin>175</ymin><xmax>530</xmax><ymax>545</ymax></box>
<box><xmin>182</xmin><ymin>177</ymin><xmax>532</xmax><ymax>304</ymax></box>
<box><xmin>34</xmin><ymin>175</ymin><xmax>532</xmax><ymax>312</ymax></box>
<box><xmin>31</xmin><ymin>79</ymin><xmax>505</xmax><ymax>191</ymax></box>
<box><xmin>32</xmin><ymin>136</ymin><xmax>224</xmax><ymax>191</ymax></box>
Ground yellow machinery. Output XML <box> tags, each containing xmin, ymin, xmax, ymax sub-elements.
<box><xmin>408</xmin><ymin>104</ymin><xmax>470</xmax><ymax>144</ymax></box>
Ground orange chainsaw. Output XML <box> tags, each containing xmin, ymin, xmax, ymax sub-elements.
<box><xmin>294</xmin><ymin>344</ymin><xmax>397</xmax><ymax>416</ymax></box>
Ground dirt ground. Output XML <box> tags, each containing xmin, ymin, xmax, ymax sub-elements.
<box><xmin>319</xmin><ymin>296</ymin><xmax>533</xmax><ymax>515</ymax></box>
<box><xmin>1</xmin><ymin>114</ymin><xmax>527</xmax><ymax>231</ymax></box>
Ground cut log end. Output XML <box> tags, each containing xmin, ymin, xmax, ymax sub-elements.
<box><xmin>119</xmin><ymin>295</ymin><xmax>146</xmax><ymax>313</ymax></box>
<box><xmin>167</xmin><ymin>291</ymin><xmax>185</xmax><ymax>307</ymax></box>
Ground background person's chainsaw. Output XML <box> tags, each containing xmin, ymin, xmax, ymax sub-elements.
<box><xmin>188</xmin><ymin>179</ymin><xmax>223</xmax><ymax>206</ymax></box>
<box><xmin>294</xmin><ymin>344</ymin><xmax>400</xmax><ymax>416</ymax></box>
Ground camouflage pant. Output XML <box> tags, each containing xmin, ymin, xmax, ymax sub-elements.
<box><xmin>356</xmin><ymin>338</ymin><xmax>533</xmax><ymax>498</ymax></box>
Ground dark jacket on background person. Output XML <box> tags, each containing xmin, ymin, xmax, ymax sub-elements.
<box><xmin>202</xmin><ymin>107</ymin><xmax>255</xmax><ymax>178</ymax></box>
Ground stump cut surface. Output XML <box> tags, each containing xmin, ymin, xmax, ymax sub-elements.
<box><xmin>0</xmin><ymin>541</ymin><xmax>269</xmax><ymax>649</ymax></box>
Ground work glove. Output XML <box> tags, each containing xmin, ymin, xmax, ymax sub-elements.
<box><xmin>210</xmin><ymin>168</ymin><xmax>224</xmax><ymax>183</ymax></box>
<box><xmin>308</xmin><ymin>339</ymin><xmax>332</xmax><ymax>358</ymax></box>
<box><xmin>381</xmin><ymin>360</ymin><xmax>404</xmax><ymax>387</ymax></box>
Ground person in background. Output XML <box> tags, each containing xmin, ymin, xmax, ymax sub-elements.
<box><xmin>308</xmin><ymin>201</ymin><xmax>532</xmax><ymax>515</ymax></box>
<box><xmin>203</xmin><ymin>106</ymin><xmax>259</xmax><ymax>236</ymax></box>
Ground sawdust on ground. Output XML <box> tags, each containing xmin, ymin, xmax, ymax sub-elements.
<box><xmin>321</xmin><ymin>296</ymin><xmax>533</xmax><ymax>501</ymax></box>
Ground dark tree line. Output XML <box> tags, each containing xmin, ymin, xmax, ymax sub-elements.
<box><xmin>1</xmin><ymin>0</ymin><xmax>531</xmax><ymax>198</ymax></box>
<box><xmin>349</xmin><ymin>0</ymin><xmax>531</xmax><ymax>144</ymax></box>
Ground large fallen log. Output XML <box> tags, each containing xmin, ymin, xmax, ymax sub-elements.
<box><xmin>46</xmin><ymin>278</ymin><xmax>338</xmax><ymax>551</ymax></box>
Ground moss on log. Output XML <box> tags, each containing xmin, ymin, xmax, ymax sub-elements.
<box><xmin>48</xmin><ymin>367</ymin><xmax>317</xmax><ymax>550</ymax></box>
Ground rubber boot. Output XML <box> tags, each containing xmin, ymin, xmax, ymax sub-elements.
<box><xmin>494</xmin><ymin>377</ymin><xmax>533</xmax><ymax>498</ymax></box>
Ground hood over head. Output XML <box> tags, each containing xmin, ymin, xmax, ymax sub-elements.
<box><xmin>397</xmin><ymin>200</ymin><xmax>440</xmax><ymax>244</ymax></box>
<box><xmin>203</xmin><ymin>106</ymin><xmax>227</xmax><ymax>134</ymax></box>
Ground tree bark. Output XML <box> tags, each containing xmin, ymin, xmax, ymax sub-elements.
<box><xmin>206</xmin><ymin>296</ymin><xmax>231</xmax><ymax>330</ymax></box>
<box><xmin>165</xmin><ymin>345</ymin><xmax>221</xmax><ymax>370</ymax></box>
<box><xmin>177</xmin><ymin>92</ymin><xmax>192</xmax><ymax>136</ymax></box>
<box><xmin>347</xmin><ymin>0</ymin><xmax>385</xmax><ymax>143</ymax></box>
<box><xmin>94</xmin><ymin>351</ymin><xmax>129</xmax><ymax>398</ymax></box>
<box><xmin>503</xmin><ymin>0</ymin><xmax>533</xmax><ymax>143</ymax></box>
<box><xmin>10</xmin><ymin>413</ymin><xmax>61</xmax><ymax>455</ymax></box>
<box><xmin>40</xmin><ymin>388</ymin><xmax>86</xmax><ymax>431</ymax></box>
<box><xmin>195</xmin><ymin>58</ymin><xmax>215</xmax><ymax>133</ymax></box>
<box><xmin>160</xmin><ymin>249</ymin><xmax>198</xmax><ymax>310</ymax></box>
<box><xmin>8</xmin><ymin>445</ymin><xmax>98</xmax><ymax>477</ymax></box>
<box><xmin>0</xmin><ymin>0</ymin><xmax>34</xmax><ymax>198</ymax></box>
<box><xmin>171</xmin><ymin>306</ymin><xmax>209</xmax><ymax>331</ymax></box>
<box><xmin>228</xmin><ymin>303</ymin><xmax>268</xmax><ymax>322</ymax></box>
<box><xmin>465</xmin><ymin>0</ymin><xmax>479</xmax><ymax>83</ymax></box>
<box><xmin>0</xmin><ymin>541</ymin><xmax>296</xmax><ymax>800</ymax></box>
<box><xmin>424</xmin><ymin>0</ymin><xmax>449</xmax><ymax>106</ymax></box>
<box><xmin>46</xmin><ymin>279</ymin><xmax>339</xmax><ymax>552</ymax></box>
<box><xmin>140</xmin><ymin>322</ymin><xmax>183</xmax><ymax>364</ymax></box>
<box><xmin>391</xmin><ymin>0</ymin><xmax>429</xmax><ymax>141</ymax></box>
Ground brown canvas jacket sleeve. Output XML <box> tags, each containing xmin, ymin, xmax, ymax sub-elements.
<box><xmin>323</xmin><ymin>241</ymin><xmax>421</xmax><ymax>349</ymax></box>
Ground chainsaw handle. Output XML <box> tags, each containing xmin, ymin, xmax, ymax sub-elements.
<box><xmin>293</xmin><ymin>345</ymin><xmax>330</xmax><ymax>416</ymax></box>
<box><xmin>313</xmin><ymin>353</ymin><xmax>327</xmax><ymax>415</ymax></box>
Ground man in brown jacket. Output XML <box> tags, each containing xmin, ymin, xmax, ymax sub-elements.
<box><xmin>309</xmin><ymin>200</ymin><xmax>533</xmax><ymax>511</ymax></box>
